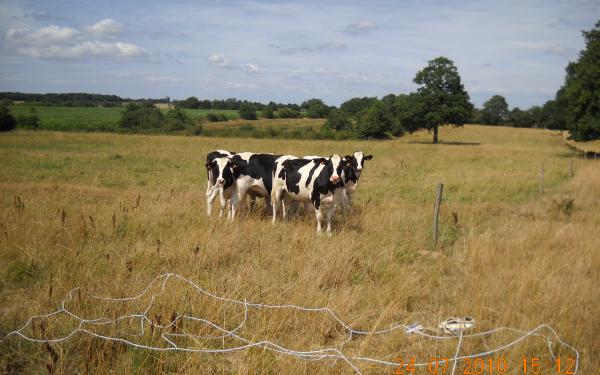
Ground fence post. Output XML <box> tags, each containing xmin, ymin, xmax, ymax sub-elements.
<box><xmin>432</xmin><ymin>183</ymin><xmax>444</xmax><ymax>248</ymax></box>
<box><xmin>569</xmin><ymin>159</ymin><xmax>574</xmax><ymax>177</ymax></box>
<box><xmin>539</xmin><ymin>167</ymin><xmax>544</xmax><ymax>195</ymax></box>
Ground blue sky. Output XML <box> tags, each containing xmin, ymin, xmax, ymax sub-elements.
<box><xmin>0</xmin><ymin>0</ymin><xmax>598</xmax><ymax>108</ymax></box>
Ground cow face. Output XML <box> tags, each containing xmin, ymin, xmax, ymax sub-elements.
<box><xmin>352</xmin><ymin>151</ymin><xmax>373</xmax><ymax>173</ymax></box>
<box><xmin>342</xmin><ymin>155</ymin><xmax>358</xmax><ymax>182</ymax></box>
<box><xmin>205</xmin><ymin>157</ymin><xmax>235</xmax><ymax>189</ymax></box>
<box><xmin>329</xmin><ymin>154</ymin><xmax>345</xmax><ymax>185</ymax></box>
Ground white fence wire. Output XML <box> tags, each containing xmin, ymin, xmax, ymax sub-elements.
<box><xmin>2</xmin><ymin>273</ymin><xmax>579</xmax><ymax>374</ymax></box>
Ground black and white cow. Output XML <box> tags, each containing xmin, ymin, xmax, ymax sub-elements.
<box><xmin>342</xmin><ymin>151</ymin><xmax>373</xmax><ymax>210</ymax></box>
<box><xmin>204</xmin><ymin>156</ymin><xmax>237</xmax><ymax>218</ymax></box>
<box><xmin>271</xmin><ymin>154</ymin><xmax>351</xmax><ymax>235</ymax></box>
<box><xmin>228</xmin><ymin>152</ymin><xmax>281</xmax><ymax>220</ymax></box>
<box><xmin>205</xmin><ymin>149</ymin><xmax>235</xmax><ymax>217</ymax></box>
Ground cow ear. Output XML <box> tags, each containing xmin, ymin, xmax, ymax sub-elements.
<box><xmin>343</xmin><ymin>155</ymin><xmax>353</xmax><ymax>161</ymax></box>
<box><xmin>364</xmin><ymin>154</ymin><xmax>373</xmax><ymax>160</ymax></box>
<box><xmin>205</xmin><ymin>162</ymin><xmax>212</xmax><ymax>169</ymax></box>
<box><xmin>314</xmin><ymin>158</ymin><xmax>327</xmax><ymax>165</ymax></box>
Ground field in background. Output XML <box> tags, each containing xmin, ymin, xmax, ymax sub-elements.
<box><xmin>8</xmin><ymin>106</ymin><xmax>239</xmax><ymax>132</ymax></box>
<box><xmin>0</xmin><ymin>125</ymin><xmax>598</xmax><ymax>373</ymax></box>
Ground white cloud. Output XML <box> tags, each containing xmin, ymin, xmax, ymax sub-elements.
<box><xmin>17</xmin><ymin>41</ymin><xmax>147</xmax><ymax>59</ymax></box>
<box><xmin>225</xmin><ymin>82</ymin><xmax>257</xmax><ymax>89</ymax></box>
<box><xmin>86</xmin><ymin>18</ymin><xmax>123</xmax><ymax>35</ymax></box>
<box><xmin>270</xmin><ymin>41</ymin><xmax>347</xmax><ymax>54</ymax></box>
<box><xmin>242</xmin><ymin>63</ymin><xmax>259</xmax><ymax>72</ymax></box>
<box><xmin>344</xmin><ymin>20</ymin><xmax>376</xmax><ymax>35</ymax></box>
<box><xmin>310</xmin><ymin>66</ymin><xmax>337</xmax><ymax>75</ymax></box>
<box><xmin>144</xmin><ymin>74</ymin><xmax>181</xmax><ymax>83</ymax></box>
<box><xmin>5</xmin><ymin>25</ymin><xmax>78</xmax><ymax>45</ymax></box>
<box><xmin>207</xmin><ymin>53</ymin><xmax>231</xmax><ymax>67</ymax></box>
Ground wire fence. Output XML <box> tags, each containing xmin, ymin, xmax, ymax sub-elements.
<box><xmin>2</xmin><ymin>273</ymin><xmax>579</xmax><ymax>374</ymax></box>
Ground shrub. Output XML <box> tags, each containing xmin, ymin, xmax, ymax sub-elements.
<box><xmin>261</xmin><ymin>106</ymin><xmax>275</xmax><ymax>119</ymax></box>
<box><xmin>205</xmin><ymin>113</ymin><xmax>228</xmax><ymax>122</ymax></box>
<box><xmin>164</xmin><ymin>118</ymin><xmax>186</xmax><ymax>131</ymax></box>
<box><xmin>119</xmin><ymin>102</ymin><xmax>164</xmax><ymax>131</ymax></box>
<box><xmin>0</xmin><ymin>105</ymin><xmax>17</xmax><ymax>132</ymax></box>
<box><xmin>239</xmin><ymin>104</ymin><xmax>257</xmax><ymax>120</ymax></box>
<box><xmin>323</xmin><ymin>109</ymin><xmax>352</xmax><ymax>131</ymax></box>
<box><xmin>17</xmin><ymin>114</ymin><xmax>40</xmax><ymax>130</ymax></box>
<box><xmin>277</xmin><ymin>108</ymin><xmax>301</xmax><ymax>118</ymax></box>
<box><xmin>192</xmin><ymin>123</ymin><xmax>203</xmax><ymax>135</ymax></box>
<box><xmin>166</xmin><ymin>107</ymin><xmax>189</xmax><ymax>122</ymax></box>
<box><xmin>17</xmin><ymin>108</ymin><xmax>40</xmax><ymax>130</ymax></box>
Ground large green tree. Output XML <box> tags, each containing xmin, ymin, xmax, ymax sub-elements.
<box><xmin>480</xmin><ymin>95</ymin><xmax>509</xmax><ymax>125</ymax></box>
<box><xmin>412</xmin><ymin>57</ymin><xmax>473</xmax><ymax>143</ymax></box>
<box><xmin>556</xmin><ymin>20</ymin><xmax>600</xmax><ymax>141</ymax></box>
<box><xmin>339</xmin><ymin>97</ymin><xmax>378</xmax><ymax>118</ymax></box>
<box><xmin>301</xmin><ymin>98</ymin><xmax>329</xmax><ymax>118</ymax></box>
<box><xmin>356</xmin><ymin>101</ymin><xmax>392</xmax><ymax>139</ymax></box>
<box><xmin>323</xmin><ymin>108</ymin><xmax>352</xmax><ymax>131</ymax></box>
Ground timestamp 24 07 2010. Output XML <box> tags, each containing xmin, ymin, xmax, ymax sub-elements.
<box><xmin>394</xmin><ymin>356</ymin><xmax>577</xmax><ymax>374</ymax></box>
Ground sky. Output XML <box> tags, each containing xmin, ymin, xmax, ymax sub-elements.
<box><xmin>0</xmin><ymin>0</ymin><xmax>598</xmax><ymax>108</ymax></box>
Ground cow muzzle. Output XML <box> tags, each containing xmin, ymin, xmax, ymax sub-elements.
<box><xmin>330</xmin><ymin>175</ymin><xmax>340</xmax><ymax>184</ymax></box>
<box><xmin>217</xmin><ymin>178</ymin><xmax>225</xmax><ymax>185</ymax></box>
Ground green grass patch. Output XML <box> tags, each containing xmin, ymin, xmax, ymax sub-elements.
<box><xmin>8</xmin><ymin>106</ymin><xmax>239</xmax><ymax>132</ymax></box>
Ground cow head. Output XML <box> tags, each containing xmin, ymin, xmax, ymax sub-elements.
<box><xmin>329</xmin><ymin>154</ymin><xmax>345</xmax><ymax>186</ymax></box>
<box><xmin>352</xmin><ymin>151</ymin><xmax>373</xmax><ymax>174</ymax></box>
<box><xmin>342</xmin><ymin>155</ymin><xmax>358</xmax><ymax>182</ymax></box>
<box><xmin>311</xmin><ymin>155</ymin><xmax>344</xmax><ymax>186</ymax></box>
<box><xmin>205</xmin><ymin>157</ymin><xmax>235</xmax><ymax>188</ymax></box>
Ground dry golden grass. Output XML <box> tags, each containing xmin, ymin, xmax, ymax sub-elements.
<box><xmin>0</xmin><ymin>125</ymin><xmax>598</xmax><ymax>374</ymax></box>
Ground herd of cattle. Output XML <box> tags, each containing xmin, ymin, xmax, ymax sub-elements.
<box><xmin>205</xmin><ymin>150</ymin><xmax>373</xmax><ymax>235</ymax></box>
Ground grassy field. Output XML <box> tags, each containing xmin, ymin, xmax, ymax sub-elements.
<box><xmin>202</xmin><ymin>118</ymin><xmax>327</xmax><ymax>139</ymax></box>
<box><xmin>8</xmin><ymin>106</ymin><xmax>239</xmax><ymax>132</ymax></box>
<box><xmin>0</xmin><ymin>125</ymin><xmax>598</xmax><ymax>373</ymax></box>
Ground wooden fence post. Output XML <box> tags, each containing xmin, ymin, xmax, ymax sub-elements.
<box><xmin>432</xmin><ymin>183</ymin><xmax>444</xmax><ymax>248</ymax></box>
<box><xmin>569</xmin><ymin>159</ymin><xmax>574</xmax><ymax>177</ymax></box>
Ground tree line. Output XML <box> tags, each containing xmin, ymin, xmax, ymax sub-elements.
<box><xmin>0</xmin><ymin>92</ymin><xmax>128</xmax><ymax>107</ymax></box>
<box><xmin>2</xmin><ymin>20</ymin><xmax>598</xmax><ymax>140</ymax></box>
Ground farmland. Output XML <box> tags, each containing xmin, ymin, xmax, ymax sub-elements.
<box><xmin>0</xmin><ymin>125</ymin><xmax>598</xmax><ymax>373</ymax></box>
<box><xmin>7</xmin><ymin>105</ymin><xmax>239</xmax><ymax>132</ymax></box>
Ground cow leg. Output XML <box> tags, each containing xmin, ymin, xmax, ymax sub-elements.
<box><xmin>249</xmin><ymin>194</ymin><xmax>257</xmax><ymax>211</ymax></box>
<box><xmin>271</xmin><ymin>188</ymin><xmax>284</xmax><ymax>224</ymax></box>
<box><xmin>282</xmin><ymin>195</ymin><xmax>293</xmax><ymax>220</ymax></box>
<box><xmin>340</xmin><ymin>189</ymin><xmax>350</xmax><ymax>215</ymax></box>
<box><xmin>291</xmin><ymin>200</ymin><xmax>304</xmax><ymax>217</ymax></box>
<box><xmin>227</xmin><ymin>195</ymin><xmax>235</xmax><ymax>220</ymax></box>
<box><xmin>219</xmin><ymin>189</ymin><xmax>227</xmax><ymax>217</ymax></box>
<box><xmin>206</xmin><ymin>186</ymin><xmax>220</xmax><ymax>216</ymax></box>
<box><xmin>314</xmin><ymin>206</ymin><xmax>324</xmax><ymax>235</ymax></box>
<box><xmin>229</xmin><ymin>186</ymin><xmax>242</xmax><ymax>221</ymax></box>
<box><xmin>346</xmin><ymin>189</ymin><xmax>354</xmax><ymax>209</ymax></box>
<box><xmin>206</xmin><ymin>170</ymin><xmax>212</xmax><ymax>195</ymax></box>
<box><xmin>264</xmin><ymin>198</ymin><xmax>272</xmax><ymax>214</ymax></box>
<box><xmin>325</xmin><ymin>204</ymin><xmax>334</xmax><ymax>236</ymax></box>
